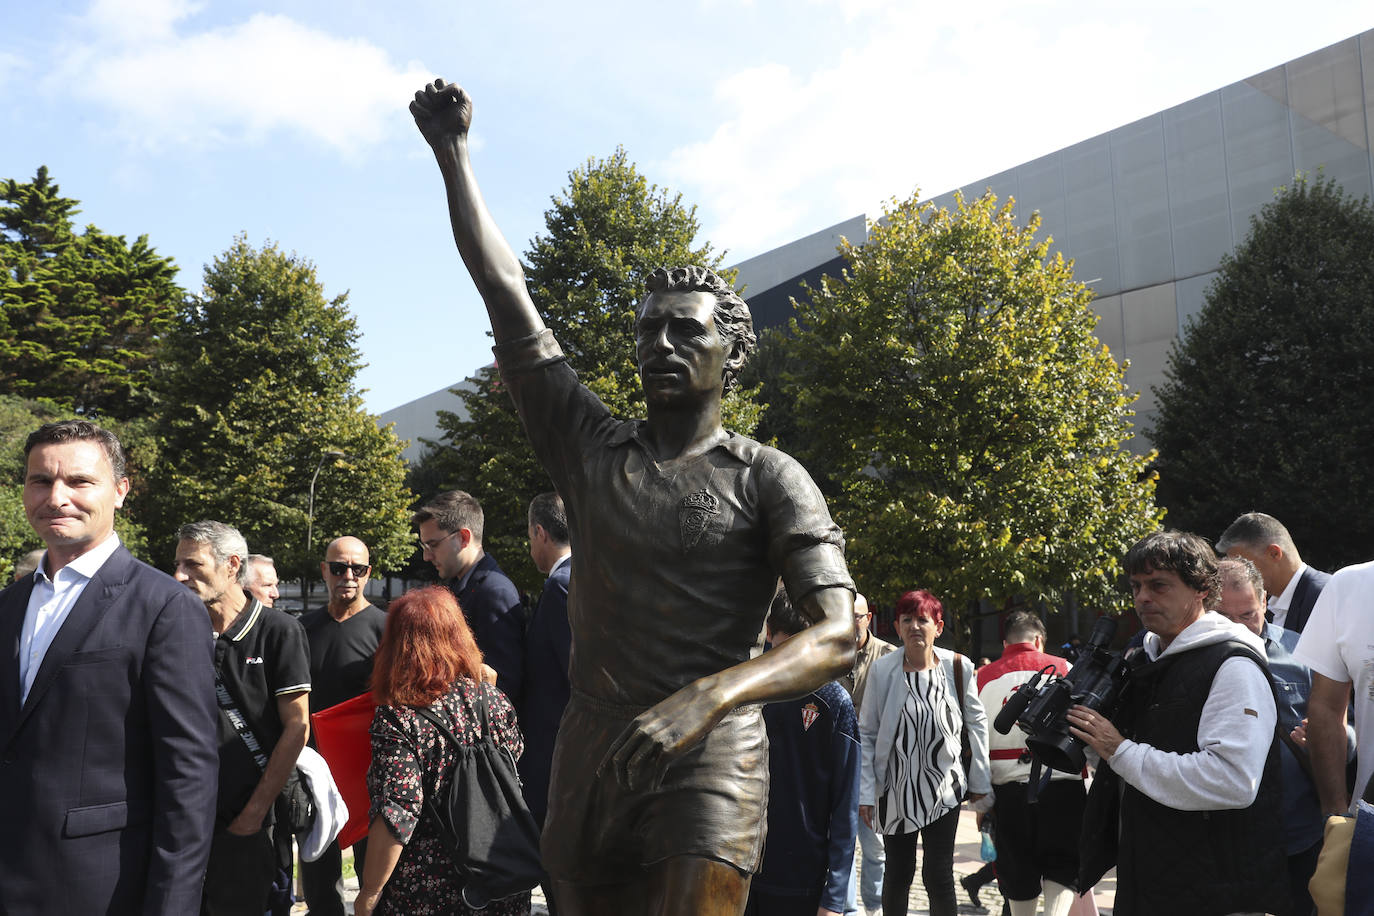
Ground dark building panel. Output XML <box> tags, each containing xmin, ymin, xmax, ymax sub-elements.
<box><xmin>743</xmin><ymin>255</ymin><xmax>849</xmax><ymax>330</ymax></box>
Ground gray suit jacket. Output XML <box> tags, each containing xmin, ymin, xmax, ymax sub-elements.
<box><xmin>0</xmin><ymin>545</ymin><xmax>219</xmax><ymax>915</ymax></box>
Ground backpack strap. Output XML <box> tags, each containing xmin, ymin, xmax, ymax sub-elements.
<box><xmin>413</xmin><ymin>681</ymin><xmax>494</xmax><ymax>748</ymax></box>
<box><xmin>414</xmin><ymin>703</ymin><xmax>461</xmax><ymax>748</ymax></box>
<box><xmin>474</xmin><ymin>679</ymin><xmax>491</xmax><ymax>739</ymax></box>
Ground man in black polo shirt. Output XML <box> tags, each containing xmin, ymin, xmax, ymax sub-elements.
<box><xmin>299</xmin><ymin>536</ymin><xmax>386</xmax><ymax>916</ymax></box>
<box><xmin>174</xmin><ymin>520</ymin><xmax>311</xmax><ymax>916</ymax></box>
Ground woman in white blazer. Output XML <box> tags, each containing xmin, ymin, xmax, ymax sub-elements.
<box><xmin>858</xmin><ymin>590</ymin><xmax>991</xmax><ymax>916</ymax></box>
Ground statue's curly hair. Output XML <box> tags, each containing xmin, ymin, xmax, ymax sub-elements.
<box><xmin>639</xmin><ymin>266</ymin><xmax>756</xmax><ymax>393</ymax></box>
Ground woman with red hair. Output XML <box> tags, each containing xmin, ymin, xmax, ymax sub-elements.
<box><xmin>857</xmin><ymin>590</ymin><xmax>991</xmax><ymax>916</ymax></box>
<box><xmin>354</xmin><ymin>586</ymin><xmax>530</xmax><ymax>916</ymax></box>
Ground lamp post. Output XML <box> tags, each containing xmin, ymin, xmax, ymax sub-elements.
<box><xmin>303</xmin><ymin>450</ymin><xmax>347</xmax><ymax>614</ymax></box>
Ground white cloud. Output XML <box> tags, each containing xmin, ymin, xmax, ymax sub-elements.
<box><xmin>662</xmin><ymin>0</ymin><xmax>1374</xmax><ymax>259</ymax></box>
<box><xmin>53</xmin><ymin>3</ymin><xmax>431</xmax><ymax>155</ymax></box>
<box><xmin>82</xmin><ymin>0</ymin><xmax>202</xmax><ymax>43</ymax></box>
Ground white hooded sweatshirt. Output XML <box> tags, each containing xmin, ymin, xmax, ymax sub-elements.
<box><xmin>1109</xmin><ymin>611</ymin><xmax>1277</xmax><ymax>811</ymax></box>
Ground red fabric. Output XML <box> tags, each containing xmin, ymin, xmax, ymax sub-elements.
<box><xmin>990</xmin><ymin>748</ymin><xmax>1025</xmax><ymax>760</ymax></box>
<box><xmin>311</xmin><ymin>692</ymin><xmax>378</xmax><ymax>849</ymax></box>
<box><xmin>975</xmin><ymin>641</ymin><xmax>1070</xmax><ymax>693</ymax></box>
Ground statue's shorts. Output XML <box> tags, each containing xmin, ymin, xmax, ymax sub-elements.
<box><xmin>540</xmin><ymin>690</ymin><xmax>768</xmax><ymax>884</ymax></box>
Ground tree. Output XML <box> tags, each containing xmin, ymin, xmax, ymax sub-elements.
<box><xmin>144</xmin><ymin>236</ymin><xmax>414</xmax><ymax>581</ymax></box>
<box><xmin>1152</xmin><ymin>176</ymin><xmax>1374</xmax><ymax>569</ymax></box>
<box><xmin>0</xmin><ymin>167</ymin><xmax>183</xmax><ymax>419</ymax></box>
<box><xmin>419</xmin><ymin>148</ymin><xmax>760</xmax><ymax>593</ymax></box>
<box><xmin>780</xmin><ymin>191</ymin><xmax>1162</xmax><ymax>633</ymax></box>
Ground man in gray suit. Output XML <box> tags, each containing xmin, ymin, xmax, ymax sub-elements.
<box><xmin>1218</xmin><ymin>511</ymin><xmax>1330</xmax><ymax>633</ymax></box>
<box><xmin>0</xmin><ymin>420</ymin><xmax>218</xmax><ymax>914</ymax></box>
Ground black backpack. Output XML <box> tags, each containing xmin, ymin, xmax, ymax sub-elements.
<box><xmin>413</xmin><ymin>684</ymin><xmax>544</xmax><ymax>908</ymax></box>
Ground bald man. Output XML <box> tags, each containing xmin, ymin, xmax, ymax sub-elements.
<box><xmin>299</xmin><ymin>536</ymin><xmax>386</xmax><ymax>916</ymax></box>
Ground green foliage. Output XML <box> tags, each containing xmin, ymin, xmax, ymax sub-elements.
<box><xmin>144</xmin><ymin>236</ymin><xmax>414</xmax><ymax>579</ymax></box>
<box><xmin>0</xmin><ymin>167</ymin><xmax>183</xmax><ymax>419</ymax></box>
<box><xmin>0</xmin><ymin>395</ymin><xmax>150</xmax><ymax>577</ymax></box>
<box><xmin>418</xmin><ymin>148</ymin><xmax>759</xmax><ymax>593</ymax></box>
<box><xmin>1152</xmin><ymin>176</ymin><xmax>1374</xmax><ymax>569</ymax></box>
<box><xmin>742</xmin><ymin>326</ymin><xmax>823</xmax><ymax>475</ymax></box>
<box><xmin>780</xmin><ymin>191</ymin><xmax>1162</xmax><ymax>635</ymax></box>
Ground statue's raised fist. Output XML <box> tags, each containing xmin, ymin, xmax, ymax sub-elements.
<box><xmin>411</xmin><ymin>79</ymin><xmax>472</xmax><ymax>148</ymax></box>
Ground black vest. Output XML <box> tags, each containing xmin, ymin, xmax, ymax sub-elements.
<box><xmin>1112</xmin><ymin>639</ymin><xmax>1289</xmax><ymax>916</ymax></box>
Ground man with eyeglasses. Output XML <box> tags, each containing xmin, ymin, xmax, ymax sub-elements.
<box><xmin>299</xmin><ymin>536</ymin><xmax>386</xmax><ymax>916</ymax></box>
<box><xmin>412</xmin><ymin>490</ymin><xmax>525</xmax><ymax>703</ymax></box>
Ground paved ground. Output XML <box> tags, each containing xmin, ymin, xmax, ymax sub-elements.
<box><xmin>299</xmin><ymin>807</ymin><xmax>1117</xmax><ymax>914</ymax></box>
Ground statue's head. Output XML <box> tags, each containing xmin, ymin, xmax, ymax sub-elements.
<box><xmin>634</xmin><ymin>267</ymin><xmax>756</xmax><ymax>401</ymax></box>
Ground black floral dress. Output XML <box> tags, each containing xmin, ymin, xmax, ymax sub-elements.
<box><xmin>367</xmin><ymin>677</ymin><xmax>531</xmax><ymax>916</ymax></box>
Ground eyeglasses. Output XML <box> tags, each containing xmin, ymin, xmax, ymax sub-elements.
<box><xmin>326</xmin><ymin>561</ymin><xmax>370</xmax><ymax>577</ymax></box>
<box><xmin>418</xmin><ymin>530</ymin><xmax>459</xmax><ymax>552</ymax></box>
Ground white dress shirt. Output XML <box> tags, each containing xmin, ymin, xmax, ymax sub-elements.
<box><xmin>18</xmin><ymin>533</ymin><xmax>121</xmax><ymax>703</ymax></box>
<box><xmin>1267</xmin><ymin>562</ymin><xmax>1308</xmax><ymax>629</ymax></box>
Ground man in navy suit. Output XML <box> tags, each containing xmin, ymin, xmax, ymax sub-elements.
<box><xmin>520</xmin><ymin>491</ymin><xmax>573</xmax><ymax>828</ymax></box>
<box><xmin>522</xmin><ymin>491</ymin><xmax>573</xmax><ymax>913</ymax></box>
<box><xmin>412</xmin><ymin>489</ymin><xmax>525</xmax><ymax>702</ymax></box>
<box><xmin>0</xmin><ymin>420</ymin><xmax>218</xmax><ymax>915</ymax></box>
<box><xmin>1218</xmin><ymin>512</ymin><xmax>1331</xmax><ymax>633</ymax></box>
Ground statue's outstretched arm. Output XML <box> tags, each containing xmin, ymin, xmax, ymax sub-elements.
<box><xmin>411</xmin><ymin>79</ymin><xmax>543</xmax><ymax>345</ymax></box>
<box><xmin>600</xmin><ymin>586</ymin><xmax>856</xmax><ymax>792</ymax></box>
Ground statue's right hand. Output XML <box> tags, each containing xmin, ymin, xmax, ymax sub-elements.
<box><xmin>410</xmin><ymin>79</ymin><xmax>472</xmax><ymax>147</ymax></box>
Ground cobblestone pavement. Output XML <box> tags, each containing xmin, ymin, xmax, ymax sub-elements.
<box><xmin>301</xmin><ymin>807</ymin><xmax>1116</xmax><ymax>914</ymax></box>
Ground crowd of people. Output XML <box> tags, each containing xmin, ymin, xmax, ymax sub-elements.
<box><xmin>7</xmin><ymin>415</ymin><xmax>1367</xmax><ymax>916</ymax></box>
<box><xmin>3</xmin><ymin>71</ymin><xmax>1370</xmax><ymax>916</ymax></box>
<box><xmin>0</xmin><ymin>419</ymin><xmax>575</xmax><ymax>915</ymax></box>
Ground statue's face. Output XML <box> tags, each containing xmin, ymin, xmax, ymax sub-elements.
<box><xmin>635</xmin><ymin>290</ymin><xmax>729</xmax><ymax>406</ymax></box>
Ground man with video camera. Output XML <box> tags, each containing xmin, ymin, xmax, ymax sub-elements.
<box><xmin>1067</xmin><ymin>530</ymin><xmax>1286</xmax><ymax>914</ymax></box>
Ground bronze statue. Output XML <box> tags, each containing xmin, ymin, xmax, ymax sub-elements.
<box><xmin>411</xmin><ymin>78</ymin><xmax>857</xmax><ymax>916</ymax></box>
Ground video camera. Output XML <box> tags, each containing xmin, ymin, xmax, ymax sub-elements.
<box><xmin>992</xmin><ymin>615</ymin><xmax>1129</xmax><ymax>774</ymax></box>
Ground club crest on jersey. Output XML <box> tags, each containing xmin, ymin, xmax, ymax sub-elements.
<box><xmin>679</xmin><ymin>488</ymin><xmax>720</xmax><ymax>553</ymax></box>
<box><xmin>801</xmin><ymin>701</ymin><xmax>820</xmax><ymax>731</ymax></box>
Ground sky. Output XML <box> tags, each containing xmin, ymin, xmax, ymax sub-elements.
<box><xmin>3</xmin><ymin>0</ymin><xmax>1371</xmax><ymax>416</ymax></box>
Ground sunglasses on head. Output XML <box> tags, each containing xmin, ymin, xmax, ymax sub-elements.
<box><xmin>327</xmin><ymin>561</ymin><xmax>370</xmax><ymax>577</ymax></box>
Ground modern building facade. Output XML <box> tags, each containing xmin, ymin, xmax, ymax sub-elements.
<box><xmin>929</xmin><ymin>28</ymin><xmax>1374</xmax><ymax>444</ymax></box>
<box><xmin>382</xmin><ymin>29</ymin><xmax>1374</xmax><ymax>457</ymax></box>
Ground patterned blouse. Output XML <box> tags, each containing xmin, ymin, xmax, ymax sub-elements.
<box><xmin>367</xmin><ymin>677</ymin><xmax>531</xmax><ymax>916</ymax></box>
<box><xmin>877</xmin><ymin>667</ymin><xmax>964</xmax><ymax>834</ymax></box>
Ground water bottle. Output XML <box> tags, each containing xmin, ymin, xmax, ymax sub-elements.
<box><xmin>979</xmin><ymin>814</ymin><xmax>997</xmax><ymax>863</ymax></box>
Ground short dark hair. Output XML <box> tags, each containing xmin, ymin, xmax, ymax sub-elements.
<box><xmin>528</xmin><ymin>492</ymin><xmax>569</xmax><ymax>545</ymax></box>
<box><xmin>1003</xmin><ymin>610</ymin><xmax>1046</xmax><ymax>644</ymax></box>
<box><xmin>1217</xmin><ymin>512</ymin><xmax>1296</xmax><ymax>555</ymax></box>
<box><xmin>639</xmin><ymin>266</ymin><xmax>757</xmax><ymax>393</ymax></box>
<box><xmin>894</xmin><ymin>589</ymin><xmax>944</xmax><ymax>628</ymax></box>
<box><xmin>24</xmin><ymin>420</ymin><xmax>126</xmax><ymax>481</ymax></box>
<box><xmin>1125</xmin><ymin>530</ymin><xmax>1220</xmax><ymax>601</ymax></box>
<box><xmin>412</xmin><ymin>490</ymin><xmax>483</xmax><ymax>543</ymax></box>
<box><xmin>766</xmin><ymin>587</ymin><xmax>811</xmax><ymax>638</ymax></box>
